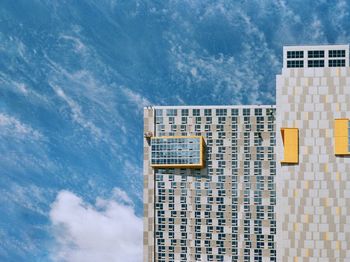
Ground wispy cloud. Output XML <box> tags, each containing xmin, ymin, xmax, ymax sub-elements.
<box><xmin>51</xmin><ymin>84</ymin><xmax>103</xmax><ymax>139</ymax></box>
<box><xmin>330</xmin><ymin>0</ymin><xmax>350</xmax><ymax>43</ymax></box>
<box><xmin>0</xmin><ymin>113</ymin><xmax>43</xmax><ymax>140</ymax></box>
<box><xmin>121</xmin><ymin>87</ymin><xmax>152</xmax><ymax>112</ymax></box>
<box><xmin>49</xmin><ymin>189</ymin><xmax>142</xmax><ymax>262</ymax></box>
<box><xmin>59</xmin><ymin>34</ymin><xmax>88</xmax><ymax>54</ymax></box>
<box><xmin>309</xmin><ymin>15</ymin><xmax>326</xmax><ymax>43</ymax></box>
<box><xmin>164</xmin><ymin>1</ymin><xmax>282</xmax><ymax>105</ymax></box>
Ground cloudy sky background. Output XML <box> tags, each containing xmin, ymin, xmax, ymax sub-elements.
<box><xmin>1</xmin><ymin>0</ymin><xmax>350</xmax><ymax>261</ymax></box>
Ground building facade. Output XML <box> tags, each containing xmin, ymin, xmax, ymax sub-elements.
<box><xmin>144</xmin><ymin>44</ymin><xmax>350</xmax><ymax>261</ymax></box>
<box><xmin>144</xmin><ymin>106</ymin><xmax>277</xmax><ymax>261</ymax></box>
<box><xmin>276</xmin><ymin>44</ymin><xmax>350</xmax><ymax>261</ymax></box>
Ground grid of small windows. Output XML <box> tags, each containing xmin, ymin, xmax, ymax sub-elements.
<box><xmin>152</xmin><ymin>107</ymin><xmax>276</xmax><ymax>262</ymax></box>
<box><xmin>308</xmin><ymin>50</ymin><xmax>324</xmax><ymax>58</ymax></box>
<box><xmin>308</xmin><ymin>60</ymin><xmax>324</xmax><ymax>67</ymax></box>
<box><xmin>287</xmin><ymin>60</ymin><xmax>303</xmax><ymax>68</ymax></box>
<box><xmin>329</xmin><ymin>49</ymin><xmax>345</xmax><ymax>58</ymax></box>
<box><xmin>204</xmin><ymin>109</ymin><xmax>212</xmax><ymax>116</ymax></box>
<box><xmin>216</xmin><ymin>109</ymin><xmax>227</xmax><ymax>116</ymax></box>
<box><xmin>192</xmin><ymin>109</ymin><xmax>200</xmax><ymax>116</ymax></box>
<box><xmin>231</xmin><ymin>108</ymin><xmax>239</xmax><ymax>116</ymax></box>
<box><xmin>329</xmin><ymin>59</ymin><xmax>345</xmax><ymax>67</ymax></box>
<box><xmin>287</xmin><ymin>50</ymin><xmax>303</xmax><ymax>58</ymax></box>
<box><xmin>181</xmin><ymin>109</ymin><xmax>188</xmax><ymax>116</ymax></box>
<box><xmin>151</xmin><ymin>137</ymin><xmax>201</xmax><ymax>165</ymax></box>
<box><xmin>255</xmin><ymin>108</ymin><xmax>263</xmax><ymax>116</ymax></box>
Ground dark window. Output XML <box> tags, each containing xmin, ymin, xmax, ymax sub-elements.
<box><xmin>231</xmin><ymin>108</ymin><xmax>239</xmax><ymax>116</ymax></box>
<box><xmin>329</xmin><ymin>50</ymin><xmax>345</xmax><ymax>58</ymax></box>
<box><xmin>215</xmin><ymin>109</ymin><xmax>227</xmax><ymax>116</ymax></box>
<box><xmin>308</xmin><ymin>50</ymin><xmax>324</xmax><ymax>58</ymax></box>
<box><xmin>254</xmin><ymin>108</ymin><xmax>262</xmax><ymax>116</ymax></box>
<box><xmin>308</xmin><ymin>60</ymin><xmax>324</xmax><ymax>67</ymax></box>
<box><xmin>287</xmin><ymin>51</ymin><xmax>304</xmax><ymax>58</ymax></box>
<box><xmin>192</xmin><ymin>109</ymin><xmax>200</xmax><ymax>116</ymax></box>
<box><xmin>181</xmin><ymin>109</ymin><xmax>188</xmax><ymax>116</ymax></box>
<box><xmin>166</xmin><ymin>109</ymin><xmax>177</xmax><ymax>116</ymax></box>
<box><xmin>204</xmin><ymin>109</ymin><xmax>212</xmax><ymax>116</ymax></box>
<box><xmin>287</xmin><ymin>60</ymin><xmax>304</xmax><ymax>68</ymax></box>
<box><xmin>155</xmin><ymin>109</ymin><xmax>163</xmax><ymax>116</ymax></box>
<box><xmin>329</xmin><ymin>59</ymin><xmax>345</xmax><ymax>67</ymax></box>
<box><xmin>243</xmin><ymin>108</ymin><xmax>250</xmax><ymax>116</ymax></box>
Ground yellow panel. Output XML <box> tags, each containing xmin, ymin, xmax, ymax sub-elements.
<box><xmin>305</xmin><ymin>214</ymin><xmax>309</xmax><ymax>223</ymax></box>
<box><xmin>336</xmin><ymin>207</ymin><xmax>341</xmax><ymax>216</ymax></box>
<box><xmin>334</xmin><ymin>119</ymin><xmax>350</xmax><ymax>155</ymax></box>
<box><xmin>323</xmin><ymin>232</ymin><xmax>328</xmax><ymax>241</ymax></box>
<box><xmin>336</xmin><ymin>241</ymin><xmax>340</xmax><ymax>250</ymax></box>
<box><xmin>281</xmin><ymin>128</ymin><xmax>299</xmax><ymax>164</ymax></box>
<box><xmin>334</xmin><ymin>119</ymin><xmax>348</xmax><ymax>137</ymax></box>
<box><xmin>336</xmin><ymin>172</ymin><xmax>341</xmax><ymax>181</ymax></box>
<box><xmin>294</xmin><ymin>223</ymin><xmax>298</xmax><ymax>232</ymax></box>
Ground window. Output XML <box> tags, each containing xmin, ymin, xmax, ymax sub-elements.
<box><xmin>231</xmin><ymin>108</ymin><xmax>239</xmax><ymax>116</ymax></box>
<box><xmin>181</xmin><ymin>109</ymin><xmax>188</xmax><ymax>116</ymax></box>
<box><xmin>255</xmin><ymin>108</ymin><xmax>262</xmax><ymax>116</ymax></box>
<box><xmin>206</xmin><ymin>117</ymin><xmax>212</xmax><ymax>124</ymax></box>
<box><xmin>218</xmin><ymin>116</ymin><xmax>226</xmax><ymax>124</ymax></box>
<box><xmin>287</xmin><ymin>50</ymin><xmax>303</xmax><ymax>58</ymax></box>
<box><xmin>151</xmin><ymin>136</ymin><xmax>204</xmax><ymax>167</ymax></box>
<box><xmin>308</xmin><ymin>50</ymin><xmax>324</xmax><ymax>58</ymax></box>
<box><xmin>308</xmin><ymin>60</ymin><xmax>324</xmax><ymax>67</ymax></box>
<box><xmin>155</xmin><ymin>109</ymin><xmax>163</xmax><ymax>116</ymax></box>
<box><xmin>243</xmin><ymin>108</ymin><xmax>250</xmax><ymax>116</ymax></box>
<box><xmin>216</xmin><ymin>125</ymin><xmax>224</xmax><ymax>132</ymax></box>
<box><xmin>329</xmin><ymin>49</ymin><xmax>345</xmax><ymax>58</ymax></box>
<box><xmin>156</xmin><ymin>117</ymin><xmax>163</xmax><ymax>124</ymax></box>
<box><xmin>193</xmin><ymin>109</ymin><xmax>200</xmax><ymax>116</ymax></box>
<box><xmin>204</xmin><ymin>109</ymin><xmax>212</xmax><ymax>116</ymax></box>
<box><xmin>166</xmin><ymin>109</ymin><xmax>177</xmax><ymax>116</ymax></box>
<box><xmin>168</xmin><ymin>117</ymin><xmax>175</xmax><ymax>124</ymax></box>
<box><xmin>329</xmin><ymin>59</ymin><xmax>345</xmax><ymax>67</ymax></box>
<box><xmin>232</xmin><ymin>124</ymin><xmax>238</xmax><ymax>131</ymax></box>
<box><xmin>287</xmin><ymin>60</ymin><xmax>303</xmax><ymax>68</ymax></box>
<box><xmin>216</xmin><ymin>109</ymin><xmax>227</xmax><ymax>116</ymax></box>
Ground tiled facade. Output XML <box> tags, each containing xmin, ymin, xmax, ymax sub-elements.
<box><xmin>277</xmin><ymin>45</ymin><xmax>350</xmax><ymax>261</ymax></box>
<box><xmin>144</xmin><ymin>106</ymin><xmax>276</xmax><ymax>261</ymax></box>
<box><xmin>144</xmin><ymin>44</ymin><xmax>350</xmax><ymax>262</ymax></box>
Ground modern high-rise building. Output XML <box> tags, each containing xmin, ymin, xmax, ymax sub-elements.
<box><xmin>276</xmin><ymin>44</ymin><xmax>350</xmax><ymax>261</ymax></box>
<box><xmin>144</xmin><ymin>105</ymin><xmax>277</xmax><ymax>262</ymax></box>
<box><xmin>144</xmin><ymin>44</ymin><xmax>350</xmax><ymax>262</ymax></box>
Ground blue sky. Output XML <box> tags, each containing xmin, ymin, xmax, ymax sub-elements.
<box><xmin>1</xmin><ymin>0</ymin><xmax>350</xmax><ymax>261</ymax></box>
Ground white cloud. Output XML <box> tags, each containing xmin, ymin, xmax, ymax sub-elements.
<box><xmin>121</xmin><ymin>87</ymin><xmax>151</xmax><ymax>112</ymax></box>
<box><xmin>51</xmin><ymin>84</ymin><xmax>103</xmax><ymax>139</ymax></box>
<box><xmin>59</xmin><ymin>34</ymin><xmax>87</xmax><ymax>54</ymax></box>
<box><xmin>49</xmin><ymin>189</ymin><xmax>142</xmax><ymax>262</ymax></box>
<box><xmin>0</xmin><ymin>113</ymin><xmax>43</xmax><ymax>140</ymax></box>
<box><xmin>309</xmin><ymin>15</ymin><xmax>326</xmax><ymax>42</ymax></box>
